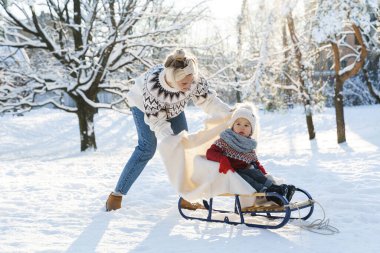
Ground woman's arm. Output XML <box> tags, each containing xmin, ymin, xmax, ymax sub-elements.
<box><xmin>144</xmin><ymin>111</ymin><xmax>173</xmax><ymax>139</ymax></box>
<box><xmin>192</xmin><ymin>77</ymin><xmax>232</xmax><ymax>117</ymax></box>
<box><xmin>142</xmin><ymin>93</ymin><xmax>173</xmax><ymax>138</ymax></box>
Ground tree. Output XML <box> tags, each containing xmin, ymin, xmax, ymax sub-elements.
<box><xmin>249</xmin><ymin>1</ymin><xmax>278</xmax><ymax>107</ymax></box>
<box><xmin>312</xmin><ymin>0</ymin><xmax>377</xmax><ymax>143</ymax></box>
<box><xmin>362</xmin><ymin>7</ymin><xmax>380</xmax><ymax>104</ymax></box>
<box><xmin>286</xmin><ymin>11</ymin><xmax>316</xmax><ymax>139</ymax></box>
<box><xmin>363</xmin><ymin>56</ymin><xmax>380</xmax><ymax>103</ymax></box>
<box><xmin>235</xmin><ymin>0</ymin><xmax>249</xmax><ymax>103</ymax></box>
<box><xmin>0</xmin><ymin>0</ymin><xmax>205</xmax><ymax>151</ymax></box>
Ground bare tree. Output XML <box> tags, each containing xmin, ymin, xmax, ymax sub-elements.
<box><xmin>235</xmin><ymin>0</ymin><xmax>249</xmax><ymax>103</ymax></box>
<box><xmin>249</xmin><ymin>1</ymin><xmax>278</xmax><ymax>106</ymax></box>
<box><xmin>312</xmin><ymin>0</ymin><xmax>376</xmax><ymax>143</ymax></box>
<box><xmin>330</xmin><ymin>25</ymin><xmax>367</xmax><ymax>143</ymax></box>
<box><xmin>0</xmin><ymin>0</ymin><xmax>205</xmax><ymax>151</ymax></box>
<box><xmin>286</xmin><ymin>8</ymin><xmax>316</xmax><ymax>139</ymax></box>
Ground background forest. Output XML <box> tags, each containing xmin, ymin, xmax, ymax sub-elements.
<box><xmin>1</xmin><ymin>0</ymin><xmax>379</xmax><ymax>151</ymax></box>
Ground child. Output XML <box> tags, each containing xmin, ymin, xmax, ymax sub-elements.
<box><xmin>206</xmin><ymin>105</ymin><xmax>296</xmax><ymax>206</ymax></box>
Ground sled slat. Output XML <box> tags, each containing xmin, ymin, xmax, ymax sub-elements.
<box><xmin>219</xmin><ymin>192</ymin><xmax>266</xmax><ymax>197</ymax></box>
<box><xmin>289</xmin><ymin>199</ymin><xmax>314</xmax><ymax>209</ymax></box>
<box><xmin>241</xmin><ymin>199</ymin><xmax>314</xmax><ymax>212</ymax></box>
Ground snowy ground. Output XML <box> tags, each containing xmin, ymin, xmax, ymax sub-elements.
<box><xmin>1</xmin><ymin>105</ymin><xmax>379</xmax><ymax>253</ymax></box>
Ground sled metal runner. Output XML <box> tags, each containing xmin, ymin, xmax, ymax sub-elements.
<box><xmin>178</xmin><ymin>188</ymin><xmax>314</xmax><ymax>229</ymax></box>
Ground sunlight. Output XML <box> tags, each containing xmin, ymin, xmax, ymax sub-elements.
<box><xmin>172</xmin><ymin>0</ymin><xmax>243</xmax><ymax>47</ymax></box>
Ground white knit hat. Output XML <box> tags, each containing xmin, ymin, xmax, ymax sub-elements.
<box><xmin>229</xmin><ymin>104</ymin><xmax>257</xmax><ymax>135</ymax></box>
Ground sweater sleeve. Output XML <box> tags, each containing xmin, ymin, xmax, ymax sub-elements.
<box><xmin>206</xmin><ymin>144</ymin><xmax>224</xmax><ymax>162</ymax></box>
<box><xmin>143</xmin><ymin>89</ymin><xmax>173</xmax><ymax>138</ymax></box>
<box><xmin>143</xmin><ymin>110</ymin><xmax>173</xmax><ymax>139</ymax></box>
<box><xmin>191</xmin><ymin>77</ymin><xmax>232</xmax><ymax>117</ymax></box>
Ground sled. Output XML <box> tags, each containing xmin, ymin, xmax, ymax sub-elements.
<box><xmin>178</xmin><ymin>187</ymin><xmax>314</xmax><ymax>229</ymax></box>
<box><xmin>158</xmin><ymin>134</ymin><xmax>315</xmax><ymax>229</ymax></box>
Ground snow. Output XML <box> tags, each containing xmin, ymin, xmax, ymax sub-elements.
<box><xmin>1</xmin><ymin>105</ymin><xmax>380</xmax><ymax>252</ymax></box>
<box><xmin>311</xmin><ymin>0</ymin><xmax>377</xmax><ymax>44</ymax></box>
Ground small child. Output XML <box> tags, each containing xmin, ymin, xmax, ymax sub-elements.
<box><xmin>206</xmin><ymin>105</ymin><xmax>295</xmax><ymax>205</ymax></box>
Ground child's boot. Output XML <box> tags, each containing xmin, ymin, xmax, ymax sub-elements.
<box><xmin>267</xmin><ymin>184</ymin><xmax>288</xmax><ymax>195</ymax></box>
<box><xmin>266</xmin><ymin>184</ymin><xmax>288</xmax><ymax>206</ymax></box>
<box><xmin>286</xmin><ymin>185</ymin><xmax>296</xmax><ymax>202</ymax></box>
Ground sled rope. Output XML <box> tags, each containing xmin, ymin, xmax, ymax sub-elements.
<box><xmin>292</xmin><ymin>199</ymin><xmax>339</xmax><ymax>235</ymax></box>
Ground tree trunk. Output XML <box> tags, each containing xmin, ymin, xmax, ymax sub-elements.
<box><xmin>306</xmin><ymin>115</ymin><xmax>315</xmax><ymax>140</ymax></box>
<box><xmin>306</xmin><ymin>112</ymin><xmax>316</xmax><ymax>140</ymax></box>
<box><xmin>236</xmin><ymin>84</ymin><xmax>242</xmax><ymax>103</ymax></box>
<box><xmin>334</xmin><ymin>78</ymin><xmax>346</xmax><ymax>143</ymax></box>
<box><xmin>287</xmin><ymin>13</ymin><xmax>316</xmax><ymax>140</ymax></box>
<box><xmin>76</xmin><ymin>98</ymin><xmax>97</xmax><ymax>151</ymax></box>
<box><xmin>235</xmin><ymin>0</ymin><xmax>247</xmax><ymax>103</ymax></box>
<box><xmin>330</xmin><ymin>25</ymin><xmax>367</xmax><ymax>144</ymax></box>
<box><xmin>331</xmin><ymin>42</ymin><xmax>346</xmax><ymax>143</ymax></box>
<box><xmin>282</xmin><ymin>21</ymin><xmax>294</xmax><ymax>107</ymax></box>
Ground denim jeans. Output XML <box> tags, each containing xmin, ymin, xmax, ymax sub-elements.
<box><xmin>237</xmin><ymin>167</ymin><xmax>273</xmax><ymax>192</ymax></box>
<box><xmin>115</xmin><ymin>107</ymin><xmax>188</xmax><ymax>195</ymax></box>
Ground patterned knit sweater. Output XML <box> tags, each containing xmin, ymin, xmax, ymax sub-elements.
<box><xmin>206</xmin><ymin>138</ymin><xmax>267</xmax><ymax>174</ymax></box>
<box><xmin>126</xmin><ymin>65</ymin><xmax>231</xmax><ymax>137</ymax></box>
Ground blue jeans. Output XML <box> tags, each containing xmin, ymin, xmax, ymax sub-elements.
<box><xmin>115</xmin><ymin>107</ymin><xmax>188</xmax><ymax>195</ymax></box>
<box><xmin>237</xmin><ymin>167</ymin><xmax>273</xmax><ymax>192</ymax></box>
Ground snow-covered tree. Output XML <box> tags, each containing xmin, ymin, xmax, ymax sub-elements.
<box><xmin>234</xmin><ymin>0</ymin><xmax>250</xmax><ymax>103</ymax></box>
<box><xmin>312</xmin><ymin>0</ymin><xmax>377</xmax><ymax>143</ymax></box>
<box><xmin>361</xmin><ymin>5</ymin><xmax>380</xmax><ymax>104</ymax></box>
<box><xmin>249</xmin><ymin>1</ymin><xmax>279</xmax><ymax>107</ymax></box>
<box><xmin>276</xmin><ymin>0</ymin><xmax>323</xmax><ymax>139</ymax></box>
<box><xmin>187</xmin><ymin>1</ymin><xmax>260</xmax><ymax>105</ymax></box>
<box><xmin>0</xmin><ymin>0</ymin><xmax>205</xmax><ymax>151</ymax></box>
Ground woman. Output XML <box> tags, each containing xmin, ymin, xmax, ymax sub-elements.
<box><xmin>106</xmin><ymin>49</ymin><xmax>232</xmax><ymax>211</ymax></box>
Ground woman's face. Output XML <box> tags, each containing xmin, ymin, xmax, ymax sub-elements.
<box><xmin>175</xmin><ymin>74</ymin><xmax>193</xmax><ymax>92</ymax></box>
<box><xmin>232</xmin><ymin>118</ymin><xmax>252</xmax><ymax>137</ymax></box>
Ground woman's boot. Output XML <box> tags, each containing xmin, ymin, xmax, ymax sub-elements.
<box><xmin>180</xmin><ymin>198</ymin><xmax>205</xmax><ymax>210</ymax></box>
<box><xmin>106</xmin><ymin>193</ymin><xmax>122</xmax><ymax>211</ymax></box>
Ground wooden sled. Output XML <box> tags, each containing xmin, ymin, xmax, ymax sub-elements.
<box><xmin>178</xmin><ymin>187</ymin><xmax>314</xmax><ymax>229</ymax></box>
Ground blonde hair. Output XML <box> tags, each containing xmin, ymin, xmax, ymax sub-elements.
<box><xmin>164</xmin><ymin>49</ymin><xmax>198</xmax><ymax>84</ymax></box>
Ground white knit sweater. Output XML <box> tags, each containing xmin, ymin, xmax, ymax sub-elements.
<box><xmin>126</xmin><ymin>65</ymin><xmax>232</xmax><ymax>137</ymax></box>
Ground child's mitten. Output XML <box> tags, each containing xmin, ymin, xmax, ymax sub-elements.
<box><xmin>219</xmin><ymin>156</ymin><xmax>235</xmax><ymax>174</ymax></box>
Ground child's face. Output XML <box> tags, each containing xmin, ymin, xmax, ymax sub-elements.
<box><xmin>232</xmin><ymin>118</ymin><xmax>252</xmax><ymax>137</ymax></box>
